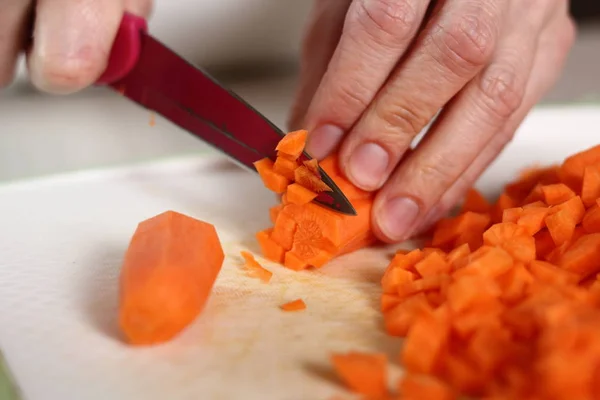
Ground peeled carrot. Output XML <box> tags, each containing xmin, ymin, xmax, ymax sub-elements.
<box><xmin>279</xmin><ymin>298</ymin><xmax>306</xmax><ymax>311</ymax></box>
<box><xmin>330</xmin><ymin>352</ymin><xmax>388</xmax><ymax>397</ymax></box>
<box><xmin>119</xmin><ymin>211</ymin><xmax>224</xmax><ymax>345</ymax></box>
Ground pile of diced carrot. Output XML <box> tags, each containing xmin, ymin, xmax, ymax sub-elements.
<box><xmin>376</xmin><ymin>145</ymin><xmax>600</xmax><ymax>399</ymax></box>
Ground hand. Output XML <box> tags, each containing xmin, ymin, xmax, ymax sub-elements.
<box><xmin>0</xmin><ymin>0</ymin><xmax>152</xmax><ymax>93</ymax></box>
<box><xmin>289</xmin><ymin>0</ymin><xmax>575</xmax><ymax>243</ymax></box>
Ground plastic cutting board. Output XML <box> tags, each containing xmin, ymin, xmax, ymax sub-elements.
<box><xmin>1</xmin><ymin>106</ymin><xmax>599</xmax><ymax>400</ymax></box>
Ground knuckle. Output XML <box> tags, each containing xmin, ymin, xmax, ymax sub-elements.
<box><xmin>351</xmin><ymin>0</ymin><xmax>419</xmax><ymax>43</ymax></box>
<box><xmin>333</xmin><ymin>79</ymin><xmax>373</xmax><ymax>112</ymax></box>
<box><xmin>419</xmin><ymin>155</ymin><xmax>457</xmax><ymax>185</ymax></box>
<box><xmin>432</xmin><ymin>13</ymin><xmax>496</xmax><ymax>72</ymax></box>
<box><xmin>373</xmin><ymin>98</ymin><xmax>429</xmax><ymax>138</ymax></box>
<box><xmin>478</xmin><ymin>66</ymin><xmax>525</xmax><ymax>119</ymax></box>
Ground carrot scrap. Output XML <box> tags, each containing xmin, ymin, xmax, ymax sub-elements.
<box><xmin>330</xmin><ymin>352</ymin><xmax>388</xmax><ymax>397</ymax></box>
<box><xmin>149</xmin><ymin>112</ymin><xmax>156</xmax><ymax>127</ymax></box>
<box><xmin>253</xmin><ymin>158</ymin><xmax>290</xmax><ymax>194</ymax></box>
<box><xmin>279</xmin><ymin>298</ymin><xmax>306</xmax><ymax>311</ymax></box>
<box><xmin>240</xmin><ymin>251</ymin><xmax>273</xmax><ymax>283</ymax></box>
<box><xmin>119</xmin><ymin>211</ymin><xmax>224</xmax><ymax>345</ymax></box>
<box><xmin>373</xmin><ymin>143</ymin><xmax>600</xmax><ymax>399</ymax></box>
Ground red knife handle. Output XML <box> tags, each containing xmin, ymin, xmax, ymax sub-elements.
<box><xmin>96</xmin><ymin>13</ymin><xmax>148</xmax><ymax>85</ymax></box>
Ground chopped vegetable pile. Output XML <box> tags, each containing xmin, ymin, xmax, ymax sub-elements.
<box><xmin>379</xmin><ymin>144</ymin><xmax>600</xmax><ymax>399</ymax></box>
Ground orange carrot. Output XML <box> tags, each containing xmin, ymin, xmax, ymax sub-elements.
<box><xmin>273</xmin><ymin>156</ymin><xmax>297</xmax><ymax>180</ymax></box>
<box><xmin>275</xmin><ymin>129</ymin><xmax>308</xmax><ymax>159</ymax></box>
<box><xmin>240</xmin><ymin>251</ymin><xmax>273</xmax><ymax>283</ymax></box>
<box><xmin>254</xmin><ymin>158</ymin><xmax>290</xmax><ymax>194</ymax></box>
<box><xmin>330</xmin><ymin>352</ymin><xmax>388</xmax><ymax>397</ymax></box>
<box><xmin>119</xmin><ymin>211</ymin><xmax>224</xmax><ymax>345</ymax></box>
<box><xmin>279</xmin><ymin>298</ymin><xmax>306</xmax><ymax>311</ymax></box>
<box><xmin>460</xmin><ymin>189</ymin><xmax>491</xmax><ymax>213</ymax></box>
<box><xmin>286</xmin><ymin>183</ymin><xmax>318</xmax><ymax>205</ymax></box>
<box><xmin>376</xmin><ymin>143</ymin><xmax>600</xmax><ymax>399</ymax></box>
<box><xmin>254</xmin><ymin>134</ymin><xmax>376</xmax><ymax>270</ymax></box>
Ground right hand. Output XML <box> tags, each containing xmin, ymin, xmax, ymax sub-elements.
<box><xmin>0</xmin><ymin>0</ymin><xmax>152</xmax><ymax>94</ymax></box>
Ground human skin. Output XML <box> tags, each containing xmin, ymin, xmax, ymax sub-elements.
<box><xmin>289</xmin><ymin>0</ymin><xmax>576</xmax><ymax>243</ymax></box>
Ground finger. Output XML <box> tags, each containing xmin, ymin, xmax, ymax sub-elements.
<box><xmin>339</xmin><ymin>0</ymin><xmax>506</xmax><ymax>191</ymax></box>
<box><xmin>28</xmin><ymin>0</ymin><xmax>152</xmax><ymax>94</ymax></box>
<box><xmin>371</xmin><ymin>0</ymin><xmax>553</xmax><ymax>243</ymax></box>
<box><xmin>287</xmin><ymin>0</ymin><xmax>351</xmax><ymax>131</ymax></box>
<box><xmin>0</xmin><ymin>0</ymin><xmax>33</xmax><ymax>87</ymax></box>
<box><xmin>303</xmin><ymin>0</ymin><xmax>433</xmax><ymax>159</ymax></box>
<box><xmin>418</xmin><ymin>9</ymin><xmax>577</xmax><ymax>232</ymax></box>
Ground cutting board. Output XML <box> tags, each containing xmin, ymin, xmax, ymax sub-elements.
<box><xmin>0</xmin><ymin>106</ymin><xmax>599</xmax><ymax>400</ymax></box>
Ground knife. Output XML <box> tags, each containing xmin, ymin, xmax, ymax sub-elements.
<box><xmin>95</xmin><ymin>13</ymin><xmax>356</xmax><ymax>216</ymax></box>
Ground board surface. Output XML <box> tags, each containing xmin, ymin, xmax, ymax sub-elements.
<box><xmin>0</xmin><ymin>107</ymin><xmax>599</xmax><ymax>400</ymax></box>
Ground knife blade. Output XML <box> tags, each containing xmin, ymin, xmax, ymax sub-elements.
<box><xmin>96</xmin><ymin>13</ymin><xmax>356</xmax><ymax>216</ymax></box>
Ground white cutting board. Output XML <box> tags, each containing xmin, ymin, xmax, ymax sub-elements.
<box><xmin>0</xmin><ymin>106</ymin><xmax>599</xmax><ymax>400</ymax></box>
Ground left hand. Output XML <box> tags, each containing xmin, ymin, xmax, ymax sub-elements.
<box><xmin>288</xmin><ymin>0</ymin><xmax>575</xmax><ymax>243</ymax></box>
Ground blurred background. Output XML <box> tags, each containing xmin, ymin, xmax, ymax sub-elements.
<box><xmin>0</xmin><ymin>0</ymin><xmax>599</xmax><ymax>182</ymax></box>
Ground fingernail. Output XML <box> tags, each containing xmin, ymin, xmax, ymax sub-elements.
<box><xmin>348</xmin><ymin>143</ymin><xmax>389</xmax><ymax>189</ymax></box>
<box><xmin>377</xmin><ymin>197</ymin><xmax>420</xmax><ymax>241</ymax></box>
<box><xmin>305</xmin><ymin>124</ymin><xmax>344</xmax><ymax>159</ymax></box>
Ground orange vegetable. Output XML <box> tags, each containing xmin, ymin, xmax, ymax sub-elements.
<box><xmin>254</xmin><ymin>131</ymin><xmax>376</xmax><ymax>270</ymax></box>
<box><xmin>286</xmin><ymin>183</ymin><xmax>318</xmax><ymax>205</ymax></box>
<box><xmin>240</xmin><ymin>251</ymin><xmax>273</xmax><ymax>283</ymax></box>
<box><xmin>376</xmin><ymin>144</ymin><xmax>600</xmax><ymax>399</ymax></box>
<box><xmin>253</xmin><ymin>158</ymin><xmax>289</xmax><ymax>194</ymax></box>
<box><xmin>275</xmin><ymin>129</ymin><xmax>308</xmax><ymax>159</ymax></box>
<box><xmin>119</xmin><ymin>211</ymin><xmax>224</xmax><ymax>345</ymax></box>
<box><xmin>279</xmin><ymin>298</ymin><xmax>306</xmax><ymax>311</ymax></box>
<box><xmin>330</xmin><ymin>352</ymin><xmax>388</xmax><ymax>397</ymax></box>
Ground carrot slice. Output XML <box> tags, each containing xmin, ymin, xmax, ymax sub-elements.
<box><xmin>286</xmin><ymin>183</ymin><xmax>318</xmax><ymax>205</ymax></box>
<box><xmin>558</xmin><ymin>144</ymin><xmax>600</xmax><ymax>190</ymax></box>
<box><xmin>402</xmin><ymin>309</ymin><xmax>450</xmax><ymax>374</ymax></box>
<box><xmin>432</xmin><ymin>212</ymin><xmax>491</xmax><ymax>248</ymax></box>
<box><xmin>294</xmin><ymin>165</ymin><xmax>332</xmax><ymax>192</ymax></box>
<box><xmin>556</xmin><ymin>233</ymin><xmax>600</xmax><ymax>279</ymax></box>
<box><xmin>330</xmin><ymin>352</ymin><xmax>388</xmax><ymax>397</ymax></box>
<box><xmin>541</xmin><ymin>183</ymin><xmax>576</xmax><ymax>205</ymax></box>
<box><xmin>240</xmin><ymin>251</ymin><xmax>273</xmax><ymax>283</ymax></box>
<box><xmin>582</xmin><ymin>205</ymin><xmax>600</xmax><ymax>233</ymax></box>
<box><xmin>255</xmin><ymin>229</ymin><xmax>285</xmax><ymax>264</ymax></box>
<box><xmin>384</xmin><ymin>293</ymin><xmax>432</xmax><ymax>336</ymax></box>
<box><xmin>461</xmin><ymin>189</ymin><xmax>491</xmax><ymax>213</ymax></box>
<box><xmin>275</xmin><ymin>129</ymin><xmax>307</xmax><ymax>159</ymax></box>
<box><xmin>273</xmin><ymin>156</ymin><xmax>297</xmax><ymax>180</ymax></box>
<box><xmin>119</xmin><ymin>211</ymin><xmax>224</xmax><ymax>345</ymax></box>
<box><xmin>581</xmin><ymin>165</ymin><xmax>600</xmax><ymax>207</ymax></box>
<box><xmin>254</xmin><ymin>158</ymin><xmax>290</xmax><ymax>194</ymax></box>
<box><xmin>279</xmin><ymin>298</ymin><xmax>306</xmax><ymax>311</ymax></box>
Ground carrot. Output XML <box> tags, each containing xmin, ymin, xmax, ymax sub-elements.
<box><xmin>149</xmin><ymin>112</ymin><xmax>156</xmax><ymax>127</ymax></box>
<box><xmin>273</xmin><ymin>156</ymin><xmax>297</xmax><ymax>180</ymax></box>
<box><xmin>279</xmin><ymin>298</ymin><xmax>306</xmax><ymax>311</ymax></box>
<box><xmin>460</xmin><ymin>189</ymin><xmax>491</xmax><ymax>213</ymax></box>
<box><xmin>275</xmin><ymin>129</ymin><xmax>307</xmax><ymax>159</ymax></box>
<box><xmin>240</xmin><ymin>251</ymin><xmax>273</xmax><ymax>283</ymax></box>
<box><xmin>330</xmin><ymin>352</ymin><xmax>388</xmax><ymax>397</ymax></box>
<box><xmin>374</xmin><ymin>143</ymin><xmax>600</xmax><ymax>399</ymax></box>
<box><xmin>254</xmin><ymin>132</ymin><xmax>377</xmax><ymax>270</ymax></box>
<box><xmin>581</xmin><ymin>165</ymin><xmax>600</xmax><ymax>207</ymax></box>
<box><xmin>253</xmin><ymin>158</ymin><xmax>289</xmax><ymax>194</ymax></box>
<box><xmin>286</xmin><ymin>183</ymin><xmax>318</xmax><ymax>205</ymax></box>
<box><xmin>119</xmin><ymin>211</ymin><xmax>224</xmax><ymax>345</ymax></box>
<box><xmin>294</xmin><ymin>165</ymin><xmax>332</xmax><ymax>192</ymax></box>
